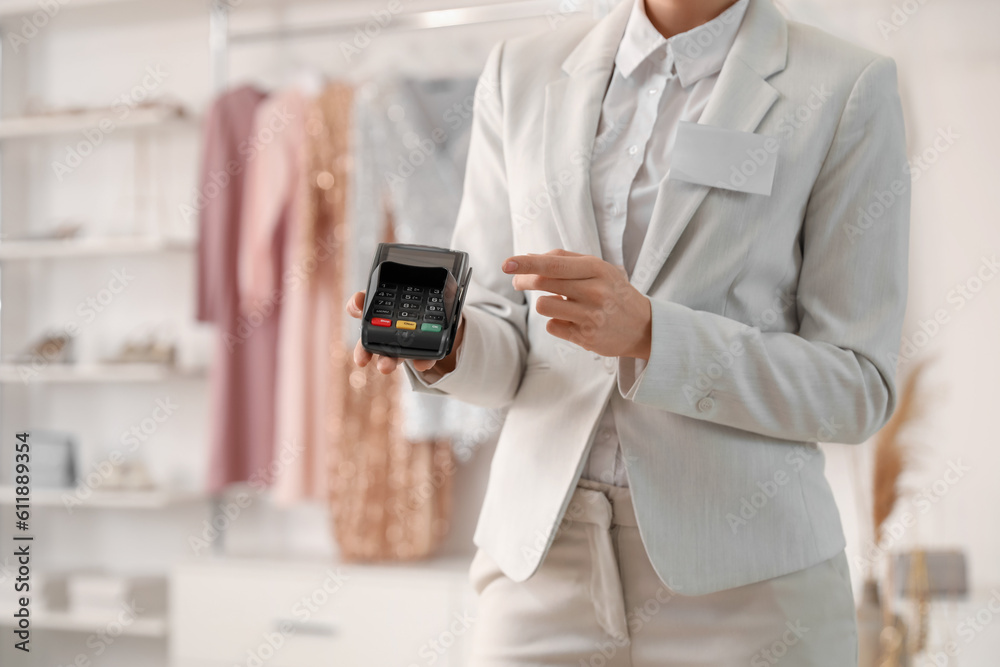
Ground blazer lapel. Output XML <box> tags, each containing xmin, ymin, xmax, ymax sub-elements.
<box><xmin>630</xmin><ymin>0</ymin><xmax>789</xmax><ymax>295</ymax></box>
<box><xmin>542</xmin><ymin>0</ymin><xmax>632</xmax><ymax>258</ymax></box>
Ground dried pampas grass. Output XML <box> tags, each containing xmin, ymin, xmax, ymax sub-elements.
<box><xmin>872</xmin><ymin>359</ymin><xmax>931</xmax><ymax>546</ymax></box>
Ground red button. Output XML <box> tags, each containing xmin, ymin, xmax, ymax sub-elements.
<box><xmin>371</xmin><ymin>318</ymin><xmax>392</xmax><ymax>327</ymax></box>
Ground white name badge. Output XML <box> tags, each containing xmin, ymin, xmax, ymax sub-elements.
<box><xmin>670</xmin><ymin>121</ymin><xmax>778</xmax><ymax>196</ymax></box>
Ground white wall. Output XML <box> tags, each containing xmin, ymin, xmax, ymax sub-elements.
<box><xmin>777</xmin><ymin>0</ymin><xmax>1000</xmax><ymax>594</ymax></box>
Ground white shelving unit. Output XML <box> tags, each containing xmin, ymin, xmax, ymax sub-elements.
<box><xmin>0</xmin><ymin>485</ymin><xmax>203</xmax><ymax>508</ymax></box>
<box><xmin>0</xmin><ymin>3</ymin><xmax>539</xmax><ymax>666</ymax></box>
<box><xmin>0</xmin><ymin>104</ymin><xmax>190</xmax><ymax>140</ymax></box>
<box><xmin>0</xmin><ymin>609</ymin><xmax>168</xmax><ymax>637</ymax></box>
<box><xmin>0</xmin><ymin>3</ymin><xmax>209</xmax><ymax>665</ymax></box>
<box><xmin>0</xmin><ymin>0</ymin><xmax>155</xmax><ymax>19</ymax></box>
<box><xmin>0</xmin><ymin>236</ymin><xmax>194</xmax><ymax>260</ymax></box>
<box><xmin>0</xmin><ymin>363</ymin><xmax>206</xmax><ymax>383</ymax></box>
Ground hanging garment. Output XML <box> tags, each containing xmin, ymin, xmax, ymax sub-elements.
<box><xmin>329</xmin><ymin>362</ymin><xmax>456</xmax><ymax>561</ymax></box>
<box><xmin>196</xmin><ymin>85</ymin><xmax>282</xmax><ymax>494</ymax></box>
<box><xmin>238</xmin><ymin>87</ymin><xmax>337</xmax><ymax>505</ymax></box>
<box><xmin>328</xmin><ymin>219</ymin><xmax>455</xmax><ymax>562</ymax></box>
<box><xmin>310</xmin><ymin>79</ymin><xmax>454</xmax><ymax>560</ymax></box>
<box><xmin>351</xmin><ymin>76</ymin><xmax>491</xmax><ymax>453</ymax></box>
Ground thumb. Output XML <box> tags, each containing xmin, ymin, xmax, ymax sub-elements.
<box><xmin>345</xmin><ymin>291</ymin><xmax>365</xmax><ymax>318</ymax></box>
<box><xmin>411</xmin><ymin>359</ymin><xmax>437</xmax><ymax>372</ymax></box>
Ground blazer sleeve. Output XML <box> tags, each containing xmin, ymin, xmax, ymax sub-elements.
<box><xmin>619</xmin><ymin>56</ymin><xmax>910</xmax><ymax>445</ymax></box>
<box><xmin>402</xmin><ymin>41</ymin><xmax>530</xmax><ymax>408</ymax></box>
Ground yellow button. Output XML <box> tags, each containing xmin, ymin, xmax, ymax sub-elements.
<box><xmin>395</xmin><ymin>320</ymin><xmax>416</xmax><ymax>330</ymax></box>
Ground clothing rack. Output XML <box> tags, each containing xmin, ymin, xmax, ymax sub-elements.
<box><xmin>208</xmin><ymin>0</ymin><xmax>605</xmax><ymax>89</ymax></box>
<box><xmin>202</xmin><ymin>0</ymin><xmax>608</xmax><ymax>553</ymax></box>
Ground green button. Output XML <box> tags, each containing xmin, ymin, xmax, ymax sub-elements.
<box><xmin>420</xmin><ymin>323</ymin><xmax>443</xmax><ymax>332</ymax></box>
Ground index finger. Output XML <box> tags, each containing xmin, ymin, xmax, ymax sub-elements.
<box><xmin>502</xmin><ymin>253</ymin><xmax>599</xmax><ymax>279</ymax></box>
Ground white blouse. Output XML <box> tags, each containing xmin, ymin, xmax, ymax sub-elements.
<box><xmin>582</xmin><ymin>0</ymin><xmax>749</xmax><ymax>487</ymax></box>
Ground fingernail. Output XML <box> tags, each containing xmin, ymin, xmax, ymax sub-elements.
<box><xmin>502</xmin><ymin>260</ymin><xmax>518</xmax><ymax>272</ymax></box>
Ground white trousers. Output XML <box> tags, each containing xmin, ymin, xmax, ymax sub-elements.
<box><xmin>468</xmin><ymin>478</ymin><xmax>858</xmax><ymax>666</ymax></box>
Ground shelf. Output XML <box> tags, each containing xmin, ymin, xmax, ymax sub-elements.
<box><xmin>0</xmin><ymin>608</ymin><xmax>168</xmax><ymax>636</ymax></box>
<box><xmin>0</xmin><ymin>105</ymin><xmax>190</xmax><ymax>139</ymax></box>
<box><xmin>0</xmin><ymin>0</ymin><xmax>153</xmax><ymax>19</ymax></box>
<box><xmin>0</xmin><ymin>485</ymin><xmax>204</xmax><ymax>509</ymax></box>
<box><xmin>0</xmin><ymin>363</ymin><xmax>207</xmax><ymax>384</ymax></box>
<box><xmin>0</xmin><ymin>236</ymin><xmax>195</xmax><ymax>260</ymax></box>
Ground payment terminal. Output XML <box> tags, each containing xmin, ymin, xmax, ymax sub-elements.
<box><xmin>360</xmin><ymin>243</ymin><xmax>473</xmax><ymax>360</ymax></box>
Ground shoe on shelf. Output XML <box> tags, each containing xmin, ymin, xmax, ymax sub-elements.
<box><xmin>11</xmin><ymin>220</ymin><xmax>85</xmax><ymax>242</ymax></box>
<box><xmin>103</xmin><ymin>336</ymin><xmax>176</xmax><ymax>366</ymax></box>
<box><xmin>8</xmin><ymin>331</ymin><xmax>74</xmax><ymax>364</ymax></box>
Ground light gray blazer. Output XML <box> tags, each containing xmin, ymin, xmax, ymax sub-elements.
<box><xmin>405</xmin><ymin>0</ymin><xmax>909</xmax><ymax>595</ymax></box>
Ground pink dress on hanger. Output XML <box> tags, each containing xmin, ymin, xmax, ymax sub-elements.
<box><xmin>196</xmin><ymin>85</ymin><xmax>281</xmax><ymax>493</ymax></box>
<box><xmin>239</xmin><ymin>88</ymin><xmax>332</xmax><ymax>504</ymax></box>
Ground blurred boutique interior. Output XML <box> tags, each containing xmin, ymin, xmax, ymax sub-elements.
<box><xmin>0</xmin><ymin>0</ymin><xmax>996</xmax><ymax>665</ymax></box>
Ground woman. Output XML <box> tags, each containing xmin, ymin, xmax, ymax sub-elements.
<box><xmin>347</xmin><ymin>0</ymin><xmax>909</xmax><ymax>663</ymax></box>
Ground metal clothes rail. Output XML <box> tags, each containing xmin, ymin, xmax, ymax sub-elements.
<box><xmin>208</xmin><ymin>0</ymin><xmax>599</xmax><ymax>89</ymax></box>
